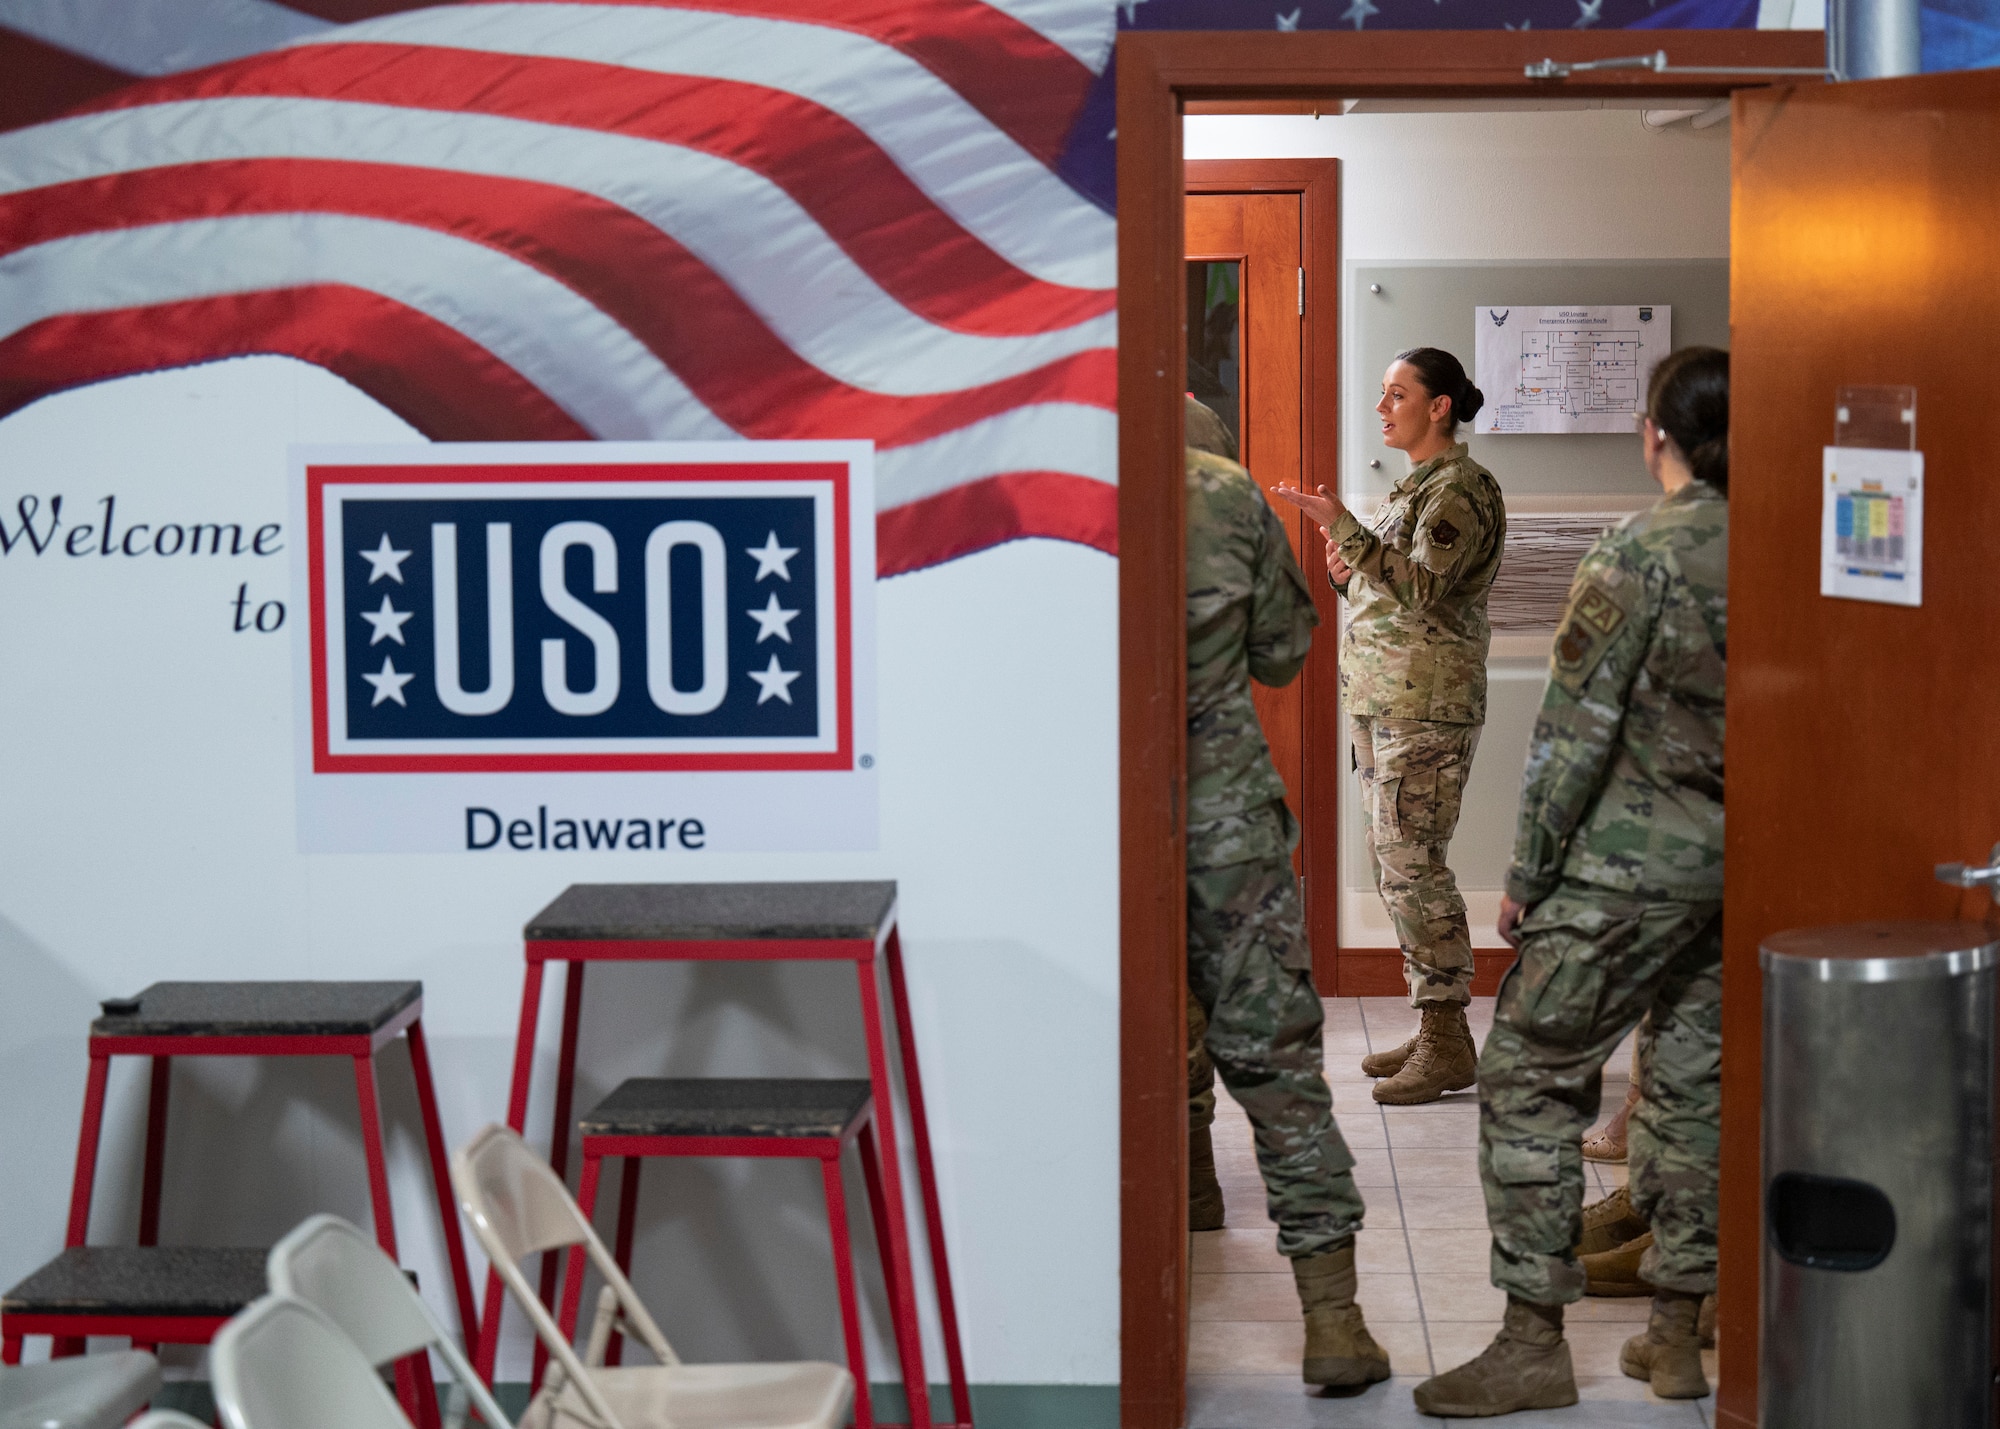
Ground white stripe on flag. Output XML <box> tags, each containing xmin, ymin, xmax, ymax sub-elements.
<box><xmin>0</xmin><ymin>0</ymin><xmax>330</xmax><ymax>75</ymax></box>
<box><xmin>875</xmin><ymin>402</ymin><xmax>1116</xmax><ymax>510</ymax></box>
<box><xmin>0</xmin><ymin>215</ymin><xmax>736</xmax><ymax>440</ymax></box>
<box><xmin>297</xmin><ymin>3</ymin><xmax>1116</xmax><ymax>289</ymax></box>
<box><xmin>0</xmin><ymin>100</ymin><xmax>1115</xmax><ymax>395</ymax></box>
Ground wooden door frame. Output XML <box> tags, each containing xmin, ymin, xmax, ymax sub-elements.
<box><xmin>1184</xmin><ymin>158</ymin><xmax>1343</xmax><ymax>994</ymax></box>
<box><xmin>1118</xmin><ymin>28</ymin><xmax>1825</xmax><ymax>1429</ymax></box>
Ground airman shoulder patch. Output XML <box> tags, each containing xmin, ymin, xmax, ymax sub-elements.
<box><xmin>1552</xmin><ymin>579</ymin><xmax>1631</xmax><ymax>691</ymax></box>
<box><xmin>1574</xmin><ymin>582</ymin><xmax>1626</xmax><ymax>638</ymax></box>
<box><xmin>1430</xmin><ymin>518</ymin><xmax>1460</xmax><ymax>550</ymax></box>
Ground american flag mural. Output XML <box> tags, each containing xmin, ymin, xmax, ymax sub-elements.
<box><xmin>0</xmin><ymin>0</ymin><xmax>1120</xmax><ymax>577</ymax></box>
<box><xmin>0</xmin><ymin>0</ymin><xmax>1782</xmax><ymax>579</ymax></box>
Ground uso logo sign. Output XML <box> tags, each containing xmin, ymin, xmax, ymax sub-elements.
<box><xmin>297</xmin><ymin>445</ymin><xmax>869</xmax><ymax>785</ymax></box>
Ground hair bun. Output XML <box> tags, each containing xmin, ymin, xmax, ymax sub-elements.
<box><xmin>1689</xmin><ymin>435</ymin><xmax>1728</xmax><ymax>488</ymax></box>
<box><xmin>1390</xmin><ymin>346</ymin><xmax>1479</xmax><ymax>434</ymax></box>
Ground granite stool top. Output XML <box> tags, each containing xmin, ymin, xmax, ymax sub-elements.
<box><xmin>527</xmin><ymin>882</ymin><xmax>897</xmax><ymax>944</ymax></box>
<box><xmin>3</xmin><ymin>1248</ymin><xmax>269</xmax><ymax>1318</ymax></box>
<box><xmin>91</xmin><ymin>982</ymin><xmax>421</xmax><ymax>1038</ymax></box>
<box><xmin>580</xmin><ymin>1078</ymin><xmax>874</xmax><ymax>1140</ymax></box>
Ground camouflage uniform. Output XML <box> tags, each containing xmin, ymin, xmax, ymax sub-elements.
<box><xmin>1329</xmin><ymin>444</ymin><xmax>1506</xmax><ymax>1006</ymax></box>
<box><xmin>1187</xmin><ymin>441</ymin><xmax>1365</xmax><ymax>1258</ymax></box>
<box><xmin>1478</xmin><ymin>480</ymin><xmax>1727</xmax><ymax>1305</ymax></box>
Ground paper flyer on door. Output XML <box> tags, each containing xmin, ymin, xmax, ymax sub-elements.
<box><xmin>1821</xmin><ymin>446</ymin><xmax>1924</xmax><ymax>608</ymax></box>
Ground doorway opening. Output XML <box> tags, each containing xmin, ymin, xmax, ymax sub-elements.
<box><xmin>1118</xmin><ymin>29</ymin><xmax>1824</xmax><ymax>1429</ymax></box>
<box><xmin>1181</xmin><ymin>101</ymin><xmax>1727</xmax><ymax>1419</ymax></box>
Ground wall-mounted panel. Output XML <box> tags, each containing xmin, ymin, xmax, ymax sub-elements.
<box><xmin>1347</xmin><ymin>259</ymin><xmax>1730</xmax><ymax>499</ymax></box>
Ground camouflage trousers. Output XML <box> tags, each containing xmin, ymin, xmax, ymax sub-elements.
<box><xmin>1477</xmin><ymin>881</ymin><xmax>1723</xmax><ymax>1304</ymax></box>
<box><xmin>1188</xmin><ymin>841</ymin><xmax>1366</xmax><ymax>1258</ymax></box>
<box><xmin>1350</xmin><ymin>715</ymin><xmax>1481</xmax><ymax>1008</ymax></box>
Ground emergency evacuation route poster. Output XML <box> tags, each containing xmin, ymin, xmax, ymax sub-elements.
<box><xmin>290</xmin><ymin>441</ymin><xmax>879</xmax><ymax>854</ymax></box>
<box><xmin>1473</xmin><ymin>305</ymin><xmax>1672</xmax><ymax>435</ymax></box>
<box><xmin>1820</xmin><ymin>446</ymin><xmax>1924</xmax><ymax>608</ymax></box>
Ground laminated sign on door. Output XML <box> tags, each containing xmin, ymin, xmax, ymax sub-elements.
<box><xmin>1820</xmin><ymin>446</ymin><xmax>1924</xmax><ymax>608</ymax></box>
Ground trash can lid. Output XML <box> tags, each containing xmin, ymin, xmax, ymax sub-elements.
<box><xmin>1760</xmin><ymin>921</ymin><xmax>1999</xmax><ymax>982</ymax></box>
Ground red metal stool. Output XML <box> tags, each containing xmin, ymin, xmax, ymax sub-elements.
<box><xmin>564</xmin><ymin>1079</ymin><xmax>906</xmax><ymax>1427</ymax></box>
<box><xmin>475</xmin><ymin>882</ymin><xmax>970</xmax><ymax>1429</ymax></box>
<box><xmin>6</xmin><ymin>981</ymin><xmax>479</xmax><ymax>1426</ymax></box>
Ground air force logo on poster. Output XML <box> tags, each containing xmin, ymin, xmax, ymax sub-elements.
<box><xmin>291</xmin><ymin>443</ymin><xmax>875</xmax><ymax>854</ymax></box>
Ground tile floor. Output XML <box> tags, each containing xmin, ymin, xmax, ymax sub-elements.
<box><xmin>1187</xmin><ymin>997</ymin><xmax>1720</xmax><ymax>1428</ymax></box>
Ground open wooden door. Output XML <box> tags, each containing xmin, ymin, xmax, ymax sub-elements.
<box><xmin>1185</xmin><ymin>159</ymin><xmax>1341</xmax><ymax>992</ymax></box>
<box><xmin>1725</xmin><ymin>68</ymin><xmax>2000</xmax><ymax>1427</ymax></box>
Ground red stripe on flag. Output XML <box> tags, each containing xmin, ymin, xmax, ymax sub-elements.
<box><xmin>274</xmin><ymin>0</ymin><xmax>452</xmax><ymax>20</ymax></box>
<box><xmin>64</xmin><ymin>43</ymin><xmax>1109</xmax><ymax>337</ymax></box>
<box><xmin>0</xmin><ymin>286</ymin><xmax>589</xmax><ymax>439</ymax></box>
<box><xmin>876</xmin><ymin>470</ymin><xmax>1116</xmax><ymax>576</ymax></box>
<box><xmin>3</xmin><ymin>162</ymin><xmax>1114</xmax><ymax>447</ymax></box>
<box><xmin>523</xmin><ymin>0</ymin><xmax>1096</xmax><ymax>165</ymax></box>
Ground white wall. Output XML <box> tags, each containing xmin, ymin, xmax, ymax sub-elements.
<box><xmin>1186</xmin><ymin>108</ymin><xmax>1731</xmax><ymax>263</ymax></box>
<box><xmin>0</xmin><ymin>357</ymin><xmax>1119</xmax><ymax>1387</ymax></box>
<box><xmin>1185</xmin><ymin>109</ymin><xmax>1730</xmax><ymax>947</ymax></box>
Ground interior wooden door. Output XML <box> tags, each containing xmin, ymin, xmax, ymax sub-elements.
<box><xmin>1724</xmin><ymin>68</ymin><xmax>2000</xmax><ymax>1429</ymax></box>
<box><xmin>1185</xmin><ymin>190</ymin><xmax>1306</xmax><ymax>832</ymax></box>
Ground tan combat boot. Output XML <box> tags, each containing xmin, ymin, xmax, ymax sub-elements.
<box><xmin>1621</xmin><ymin>1289</ymin><xmax>1709</xmax><ymax>1399</ymax></box>
<box><xmin>1189</xmin><ymin>1125</ymin><xmax>1225</xmax><ymax>1232</ymax></box>
<box><xmin>1575</xmin><ymin>1186</ymin><xmax>1650</xmax><ymax>1258</ymax></box>
<box><xmin>1698</xmin><ymin>1292</ymin><xmax>1717</xmax><ymax>1348</ymax></box>
<box><xmin>1412</xmin><ymin>1297</ymin><xmax>1578</xmax><ymax>1417</ymax></box>
<box><xmin>1359</xmin><ymin>1030</ymin><xmax>1417</xmax><ymax>1078</ymax></box>
<box><xmin>1292</xmin><ymin>1242</ymin><xmax>1391</xmax><ymax>1388</ymax></box>
<box><xmin>1372</xmin><ymin>1004</ymin><xmax>1476</xmax><ymax>1105</ymax></box>
<box><xmin>1583</xmin><ymin>1230</ymin><xmax>1655</xmax><ymax>1296</ymax></box>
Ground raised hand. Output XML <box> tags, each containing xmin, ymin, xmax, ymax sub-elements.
<box><xmin>1269</xmin><ymin>482</ymin><xmax>1344</xmax><ymax>532</ymax></box>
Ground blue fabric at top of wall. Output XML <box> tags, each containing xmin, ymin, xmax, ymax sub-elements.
<box><xmin>1054</xmin><ymin>0</ymin><xmax>1759</xmax><ymax>212</ymax></box>
<box><xmin>1055</xmin><ymin>1</ymin><xmax>2000</xmax><ymax>212</ymax></box>
<box><xmin>1925</xmin><ymin>2</ymin><xmax>2000</xmax><ymax>71</ymax></box>
<box><xmin>1111</xmin><ymin>0</ymin><xmax>1753</xmax><ymax>30</ymax></box>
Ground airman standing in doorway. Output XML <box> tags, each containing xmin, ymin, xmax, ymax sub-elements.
<box><xmin>1413</xmin><ymin>347</ymin><xmax>1730</xmax><ymax>1417</ymax></box>
<box><xmin>1272</xmin><ymin>348</ymin><xmax>1506</xmax><ymax>1105</ymax></box>
<box><xmin>1183</xmin><ymin>396</ymin><xmax>1391</xmax><ymax>1390</ymax></box>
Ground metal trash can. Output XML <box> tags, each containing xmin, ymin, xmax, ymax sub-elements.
<box><xmin>1761</xmin><ymin>921</ymin><xmax>1997</xmax><ymax>1429</ymax></box>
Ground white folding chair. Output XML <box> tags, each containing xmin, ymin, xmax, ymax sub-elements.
<box><xmin>210</xmin><ymin>1294</ymin><xmax>409</xmax><ymax>1429</ymax></box>
<box><xmin>268</xmin><ymin>1213</ymin><xmax>513</xmax><ymax>1429</ymax></box>
<box><xmin>0</xmin><ymin>1349</ymin><xmax>160</xmax><ymax>1429</ymax></box>
<box><xmin>451</xmin><ymin>1124</ymin><xmax>852</xmax><ymax>1429</ymax></box>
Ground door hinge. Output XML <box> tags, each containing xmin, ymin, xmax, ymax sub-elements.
<box><xmin>1297</xmin><ymin>267</ymin><xmax>1304</xmax><ymax>316</ymax></box>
